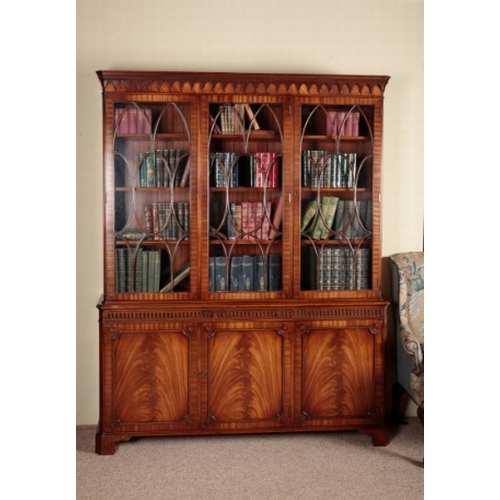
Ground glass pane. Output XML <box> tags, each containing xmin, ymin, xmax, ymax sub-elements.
<box><xmin>300</xmin><ymin>104</ymin><xmax>374</xmax><ymax>291</ymax></box>
<box><xmin>113</xmin><ymin>102</ymin><xmax>192</xmax><ymax>293</ymax></box>
<box><xmin>208</xmin><ymin>103</ymin><xmax>284</xmax><ymax>293</ymax></box>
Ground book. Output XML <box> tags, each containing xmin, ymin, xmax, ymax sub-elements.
<box><xmin>142</xmin><ymin>249</ymin><xmax>149</xmax><ymax>291</ymax></box>
<box><xmin>115</xmin><ymin>108</ymin><xmax>129</xmax><ymax>134</ymax></box>
<box><xmin>241</xmin><ymin>255</ymin><xmax>254</xmax><ymax>291</ymax></box>
<box><xmin>245</xmin><ymin>104</ymin><xmax>260</xmax><ymax>130</ymax></box>
<box><xmin>344</xmin><ymin>110</ymin><xmax>360</xmax><ymax>136</ymax></box>
<box><xmin>319</xmin><ymin>196</ymin><xmax>340</xmax><ymax>239</ymax></box>
<box><xmin>326</xmin><ymin>110</ymin><xmax>337</xmax><ymax>136</ymax></box>
<box><xmin>340</xmin><ymin>200</ymin><xmax>355</xmax><ymax>239</ymax></box>
<box><xmin>254</xmin><ymin>255</ymin><xmax>266</xmax><ymax>291</ymax></box>
<box><xmin>268</xmin><ymin>254</ymin><xmax>282</xmax><ymax>291</ymax></box>
<box><xmin>147</xmin><ymin>250</ymin><xmax>156</xmax><ymax>292</ymax></box>
<box><xmin>136</xmin><ymin>107</ymin><xmax>152</xmax><ymax>134</ymax></box>
<box><xmin>269</xmin><ymin>195</ymin><xmax>284</xmax><ymax>239</ymax></box>
<box><xmin>269</xmin><ymin>153</ymin><xmax>280</xmax><ymax>188</ymax></box>
<box><xmin>145</xmin><ymin>152</ymin><xmax>156</xmax><ymax>187</ymax></box>
<box><xmin>309</xmin><ymin>201</ymin><xmax>324</xmax><ymax>239</ymax></box>
<box><xmin>311</xmin><ymin>197</ymin><xmax>337</xmax><ymax>240</ymax></box>
<box><xmin>333</xmin><ymin>199</ymin><xmax>346</xmax><ymax>238</ymax></box>
<box><xmin>230</xmin><ymin>256</ymin><xmax>243</xmax><ymax>291</ymax></box>
<box><xmin>227</xmin><ymin>203</ymin><xmax>237</xmax><ymax>239</ymax></box>
<box><xmin>301</xmin><ymin>199</ymin><xmax>318</xmax><ymax>233</ymax></box>
<box><xmin>138</xmin><ymin>152</ymin><xmax>147</xmax><ymax>187</ymax></box>
<box><xmin>336</xmin><ymin>111</ymin><xmax>347</xmax><ymax>136</ymax></box>
<box><xmin>160</xmin><ymin>265</ymin><xmax>191</xmax><ymax>292</ymax></box>
<box><xmin>134</xmin><ymin>248</ymin><xmax>144</xmax><ymax>292</ymax></box>
<box><xmin>152</xmin><ymin>250</ymin><xmax>161</xmax><ymax>291</ymax></box>
<box><xmin>179</xmin><ymin>156</ymin><xmax>191</xmax><ymax>187</ymax></box>
<box><xmin>144</xmin><ymin>204</ymin><xmax>154</xmax><ymax>234</ymax></box>
<box><xmin>209</xmin><ymin>257</ymin><xmax>215</xmax><ymax>291</ymax></box>
<box><xmin>155</xmin><ymin>151</ymin><xmax>164</xmax><ymax>188</ymax></box>
<box><xmin>214</xmin><ymin>256</ymin><xmax>228</xmax><ymax>291</ymax></box>
<box><xmin>241</xmin><ymin>201</ymin><xmax>251</xmax><ymax>240</ymax></box>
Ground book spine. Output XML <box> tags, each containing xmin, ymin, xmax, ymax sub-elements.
<box><xmin>215</xmin><ymin>256</ymin><xmax>228</xmax><ymax>291</ymax></box>
<box><xmin>138</xmin><ymin>152</ymin><xmax>147</xmax><ymax>187</ymax></box>
<box><xmin>269</xmin><ymin>195</ymin><xmax>284</xmax><ymax>239</ymax></box>
<box><xmin>254</xmin><ymin>255</ymin><xmax>266</xmax><ymax>291</ymax></box>
<box><xmin>209</xmin><ymin>257</ymin><xmax>215</xmax><ymax>292</ymax></box>
<box><xmin>145</xmin><ymin>152</ymin><xmax>155</xmax><ymax>187</ymax></box>
<box><xmin>268</xmin><ymin>255</ymin><xmax>282</xmax><ymax>291</ymax></box>
<box><xmin>326</xmin><ymin>110</ymin><xmax>337</xmax><ymax>136</ymax></box>
<box><xmin>230</xmin><ymin>256</ymin><xmax>242</xmax><ymax>291</ymax></box>
<box><xmin>144</xmin><ymin>204</ymin><xmax>153</xmax><ymax>235</ymax></box>
<box><xmin>134</xmin><ymin>248</ymin><xmax>143</xmax><ymax>292</ymax></box>
<box><xmin>241</xmin><ymin>255</ymin><xmax>254</xmax><ymax>291</ymax></box>
<box><xmin>179</xmin><ymin>155</ymin><xmax>190</xmax><ymax>187</ymax></box>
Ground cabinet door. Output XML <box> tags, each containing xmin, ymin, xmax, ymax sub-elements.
<box><xmin>294</xmin><ymin>321</ymin><xmax>385</xmax><ymax>426</ymax></box>
<box><xmin>100</xmin><ymin>324</ymin><xmax>198</xmax><ymax>432</ymax></box>
<box><xmin>201</xmin><ymin>322</ymin><xmax>292</xmax><ymax>431</ymax></box>
<box><xmin>204</xmin><ymin>99</ymin><xmax>290</xmax><ymax>297</ymax></box>
<box><xmin>106</xmin><ymin>99</ymin><xmax>198</xmax><ymax>298</ymax></box>
<box><xmin>296</xmin><ymin>101</ymin><xmax>382</xmax><ymax>297</ymax></box>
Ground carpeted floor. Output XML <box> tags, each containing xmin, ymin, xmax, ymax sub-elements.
<box><xmin>77</xmin><ymin>418</ymin><xmax>423</xmax><ymax>500</ymax></box>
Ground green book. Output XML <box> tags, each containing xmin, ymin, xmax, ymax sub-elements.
<box><xmin>320</xmin><ymin>196</ymin><xmax>340</xmax><ymax>239</ymax></box>
<box><xmin>301</xmin><ymin>199</ymin><xmax>318</xmax><ymax>233</ymax></box>
<box><xmin>310</xmin><ymin>197</ymin><xmax>332</xmax><ymax>240</ymax></box>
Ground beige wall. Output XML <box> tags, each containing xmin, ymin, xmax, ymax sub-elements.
<box><xmin>76</xmin><ymin>0</ymin><xmax>423</xmax><ymax>425</ymax></box>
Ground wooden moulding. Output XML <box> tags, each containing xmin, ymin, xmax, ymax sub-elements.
<box><xmin>97</xmin><ymin>71</ymin><xmax>390</xmax><ymax>97</ymax></box>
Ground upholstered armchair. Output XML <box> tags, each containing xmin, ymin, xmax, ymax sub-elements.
<box><xmin>389</xmin><ymin>252</ymin><xmax>424</xmax><ymax>425</ymax></box>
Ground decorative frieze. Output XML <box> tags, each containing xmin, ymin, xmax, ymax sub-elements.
<box><xmin>97</xmin><ymin>71</ymin><xmax>389</xmax><ymax>97</ymax></box>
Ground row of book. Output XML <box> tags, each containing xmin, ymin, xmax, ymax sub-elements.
<box><xmin>302</xmin><ymin>151</ymin><xmax>358</xmax><ymax>188</ymax></box>
<box><xmin>325</xmin><ymin>110</ymin><xmax>360</xmax><ymax>137</ymax></box>
<box><xmin>115</xmin><ymin>247</ymin><xmax>161</xmax><ymax>293</ymax></box>
<box><xmin>211</xmin><ymin>104</ymin><xmax>261</xmax><ymax>135</ymax></box>
<box><xmin>209</xmin><ymin>255</ymin><xmax>282</xmax><ymax>292</ymax></box>
<box><xmin>210</xmin><ymin>151</ymin><xmax>281</xmax><ymax>188</ymax></box>
<box><xmin>145</xmin><ymin>202</ymin><xmax>190</xmax><ymax>240</ymax></box>
<box><xmin>211</xmin><ymin>197</ymin><xmax>283</xmax><ymax>240</ymax></box>
<box><xmin>115</xmin><ymin>107</ymin><xmax>152</xmax><ymax>135</ymax></box>
<box><xmin>114</xmin><ymin>106</ymin><xmax>361</xmax><ymax>137</ymax></box>
<box><xmin>115</xmin><ymin>247</ymin><xmax>191</xmax><ymax>293</ymax></box>
<box><xmin>301</xmin><ymin>246</ymin><xmax>370</xmax><ymax>291</ymax></box>
<box><xmin>138</xmin><ymin>150</ymin><xmax>190</xmax><ymax>188</ymax></box>
<box><xmin>301</xmin><ymin>197</ymin><xmax>372</xmax><ymax>240</ymax></box>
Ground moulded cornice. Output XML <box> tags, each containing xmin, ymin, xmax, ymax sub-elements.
<box><xmin>97</xmin><ymin>71</ymin><xmax>390</xmax><ymax>97</ymax></box>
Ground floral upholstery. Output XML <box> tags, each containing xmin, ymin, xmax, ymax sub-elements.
<box><xmin>389</xmin><ymin>252</ymin><xmax>424</xmax><ymax>414</ymax></box>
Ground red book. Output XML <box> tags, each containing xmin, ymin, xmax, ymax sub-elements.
<box><xmin>326</xmin><ymin>110</ymin><xmax>337</xmax><ymax>136</ymax></box>
<box><xmin>137</xmin><ymin>108</ymin><xmax>152</xmax><ymax>134</ymax></box>
<box><xmin>337</xmin><ymin>111</ymin><xmax>347</xmax><ymax>136</ymax></box>
<box><xmin>270</xmin><ymin>153</ymin><xmax>280</xmax><ymax>188</ymax></box>
<box><xmin>255</xmin><ymin>152</ymin><xmax>266</xmax><ymax>187</ymax></box>
<box><xmin>128</xmin><ymin>108</ymin><xmax>138</xmax><ymax>134</ymax></box>
<box><xmin>242</xmin><ymin>202</ymin><xmax>250</xmax><ymax>240</ymax></box>
<box><xmin>260</xmin><ymin>202</ymin><xmax>272</xmax><ymax>239</ymax></box>
<box><xmin>115</xmin><ymin>108</ymin><xmax>129</xmax><ymax>134</ymax></box>
<box><xmin>255</xmin><ymin>202</ymin><xmax>263</xmax><ymax>239</ymax></box>
<box><xmin>351</xmin><ymin>111</ymin><xmax>360</xmax><ymax>136</ymax></box>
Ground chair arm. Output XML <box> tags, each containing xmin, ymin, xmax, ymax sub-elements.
<box><xmin>401</xmin><ymin>330</ymin><xmax>424</xmax><ymax>375</ymax></box>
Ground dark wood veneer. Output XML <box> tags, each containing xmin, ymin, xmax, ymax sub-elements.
<box><xmin>96</xmin><ymin>71</ymin><xmax>390</xmax><ymax>454</ymax></box>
